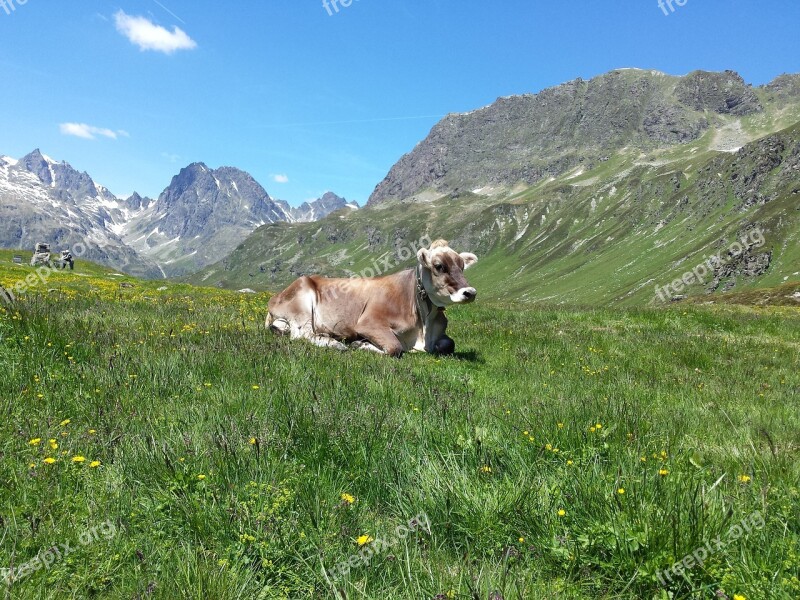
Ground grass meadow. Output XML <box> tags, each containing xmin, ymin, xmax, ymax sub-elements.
<box><xmin>1</xmin><ymin>254</ymin><xmax>799</xmax><ymax>599</ymax></box>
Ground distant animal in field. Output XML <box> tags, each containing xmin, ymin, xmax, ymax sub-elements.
<box><xmin>266</xmin><ymin>239</ymin><xmax>478</xmax><ymax>357</ymax></box>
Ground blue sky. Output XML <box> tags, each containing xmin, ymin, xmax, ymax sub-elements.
<box><xmin>1</xmin><ymin>1</ymin><xmax>798</xmax><ymax>206</ymax></box>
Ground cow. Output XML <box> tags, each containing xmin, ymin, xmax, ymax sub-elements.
<box><xmin>266</xmin><ymin>239</ymin><xmax>477</xmax><ymax>357</ymax></box>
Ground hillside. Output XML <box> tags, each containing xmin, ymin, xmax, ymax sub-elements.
<box><xmin>188</xmin><ymin>117</ymin><xmax>800</xmax><ymax>306</ymax></box>
<box><xmin>368</xmin><ymin>69</ymin><xmax>800</xmax><ymax>205</ymax></box>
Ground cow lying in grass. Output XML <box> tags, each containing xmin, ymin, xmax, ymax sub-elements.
<box><xmin>266</xmin><ymin>239</ymin><xmax>478</xmax><ymax>357</ymax></box>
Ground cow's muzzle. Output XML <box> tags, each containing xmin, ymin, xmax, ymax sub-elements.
<box><xmin>451</xmin><ymin>287</ymin><xmax>477</xmax><ymax>304</ymax></box>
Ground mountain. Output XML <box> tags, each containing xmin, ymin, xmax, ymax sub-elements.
<box><xmin>0</xmin><ymin>153</ymin><xmax>348</xmax><ymax>278</ymax></box>
<box><xmin>278</xmin><ymin>192</ymin><xmax>358</xmax><ymax>223</ymax></box>
<box><xmin>0</xmin><ymin>150</ymin><xmax>162</xmax><ymax>278</ymax></box>
<box><xmin>367</xmin><ymin>69</ymin><xmax>799</xmax><ymax>206</ymax></box>
<box><xmin>189</xmin><ymin>70</ymin><xmax>800</xmax><ymax>306</ymax></box>
<box><xmin>120</xmin><ymin>163</ymin><xmax>292</xmax><ymax>277</ymax></box>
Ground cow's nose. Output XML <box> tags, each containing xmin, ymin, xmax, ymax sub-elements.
<box><xmin>462</xmin><ymin>288</ymin><xmax>477</xmax><ymax>301</ymax></box>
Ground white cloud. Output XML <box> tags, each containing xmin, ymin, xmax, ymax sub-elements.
<box><xmin>59</xmin><ymin>123</ymin><xmax>127</xmax><ymax>141</ymax></box>
<box><xmin>114</xmin><ymin>10</ymin><xmax>197</xmax><ymax>54</ymax></box>
<box><xmin>272</xmin><ymin>174</ymin><xmax>289</xmax><ymax>184</ymax></box>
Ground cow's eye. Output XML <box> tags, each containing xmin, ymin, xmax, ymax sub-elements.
<box><xmin>434</xmin><ymin>263</ymin><xmax>445</xmax><ymax>273</ymax></box>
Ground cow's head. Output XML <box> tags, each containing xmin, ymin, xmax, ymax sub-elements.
<box><xmin>417</xmin><ymin>239</ymin><xmax>478</xmax><ymax>307</ymax></box>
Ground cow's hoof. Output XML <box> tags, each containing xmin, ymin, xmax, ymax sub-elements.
<box><xmin>433</xmin><ymin>336</ymin><xmax>455</xmax><ymax>356</ymax></box>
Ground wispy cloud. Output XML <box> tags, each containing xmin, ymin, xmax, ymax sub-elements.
<box><xmin>272</xmin><ymin>174</ymin><xmax>289</xmax><ymax>184</ymax></box>
<box><xmin>161</xmin><ymin>152</ymin><xmax>181</xmax><ymax>163</ymax></box>
<box><xmin>59</xmin><ymin>123</ymin><xmax>127</xmax><ymax>140</ymax></box>
<box><xmin>114</xmin><ymin>10</ymin><xmax>197</xmax><ymax>54</ymax></box>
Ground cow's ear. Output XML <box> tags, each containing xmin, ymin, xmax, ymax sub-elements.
<box><xmin>417</xmin><ymin>248</ymin><xmax>432</xmax><ymax>268</ymax></box>
<box><xmin>460</xmin><ymin>252</ymin><xmax>478</xmax><ymax>270</ymax></box>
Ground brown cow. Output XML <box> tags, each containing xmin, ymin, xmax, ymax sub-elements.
<box><xmin>266</xmin><ymin>239</ymin><xmax>477</xmax><ymax>357</ymax></box>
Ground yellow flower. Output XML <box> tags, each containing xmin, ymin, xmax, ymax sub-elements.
<box><xmin>251</xmin><ymin>385</ymin><xmax>260</xmax><ymax>390</ymax></box>
<box><xmin>589</xmin><ymin>426</ymin><xmax>596</xmax><ymax>433</ymax></box>
<box><xmin>617</xmin><ymin>488</ymin><xmax>625</xmax><ymax>495</ymax></box>
<box><xmin>733</xmin><ymin>595</ymin><xmax>746</xmax><ymax>600</ymax></box>
<box><xmin>480</xmin><ymin>465</ymin><xmax>492</xmax><ymax>474</ymax></box>
<box><xmin>71</xmin><ymin>456</ymin><xmax>86</xmax><ymax>463</ymax></box>
<box><xmin>197</xmin><ymin>474</ymin><xmax>206</xmax><ymax>480</ymax></box>
<box><xmin>341</xmin><ymin>493</ymin><xmax>355</xmax><ymax>505</ymax></box>
<box><xmin>43</xmin><ymin>457</ymin><xmax>56</xmax><ymax>464</ymax></box>
<box><xmin>738</xmin><ymin>475</ymin><xmax>751</xmax><ymax>483</ymax></box>
<box><xmin>545</xmin><ymin>443</ymin><xmax>553</xmax><ymax>451</ymax></box>
<box><xmin>248</xmin><ymin>437</ymin><xmax>257</xmax><ymax>445</ymax></box>
<box><xmin>557</xmin><ymin>509</ymin><xmax>566</xmax><ymax>517</ymax></box>
<box><xmin>522</xmin><ymin>430</ymin><xmax>529</xmax><ymax>436</ymax></box>
<box><xmin>49</xmin><ymin>439</ymin><xmax>58</xmax><ymax>450</ymax></box>
<box><xmin>566</xmin><ymin>460</ymin><xmax>574</xmax><ymax>466</ymax></box>
<box><xmin>356</xmin><ymin>535</ymin><xmax>374</xmax><ymax>547</ymax></box>
<box><xmin>28</xmin><ymin>463</ymin><xmax>36</xmax><ymax>469</ymax></box>
<box><xmin>557</xmin><ymin>423</ymin><xmax>564</xmax><ymax>429</ymax></box>
<box><xmin>595</xmin><ymin>423</ymin><xmax>602</xmax><ymax>430</ymax></box>
<box><xmin>28</xmin><ymin>438</ymin><xmax>42</xmax><ymax>446</ymax></box>
<box><xmin>518</xmin><ymin>537</ymin><xmax>525</xmax><ymax>543</ymax></box>
<box><xmin>640</xmin><ymin>456</ymin><xmax>647</xmax><ymax>463</ymax></box>
<box><xmin>659</xmin><ymin>469</ymin><xmax>669</xmax><ymax>476</ymax></box>
<box><xmin>88</xmin><ymin>429</ymin><xmax>97</xmax><ymax>435</ymax></box>
<box><xmin>89</xmin><ymin>461</ymin><xmax>101</xmax><ymax>468</ymax></box>
<box><xmin>59</xmin><ymin>419</ymin><xmax>71</xmax><ymax>427</ymax></box>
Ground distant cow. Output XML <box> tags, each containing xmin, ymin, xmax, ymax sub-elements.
<box><xmin>266</xmin><ymin>239</ymin><xmax>478</xmax><ymax>357</ymax></box>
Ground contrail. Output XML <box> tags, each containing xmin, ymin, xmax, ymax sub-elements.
<box><xmin>152</xmin><ymin>0</ymin><xmax>186</xmax><ymax>24</ymax></box>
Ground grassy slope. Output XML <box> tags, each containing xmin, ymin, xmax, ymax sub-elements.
<box><xmin>187</xmin><ymin>119</ymin><xmax>800</xmax><ymax>309</ymax></box>
<box><xmin>2</xmin><ymin>261</ymin><xmax>799</xmax><ymax>599</ymax></box>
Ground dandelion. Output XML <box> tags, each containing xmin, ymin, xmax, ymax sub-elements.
<box><xmin>341</xmin><ymin>493</ymin><xmax>355</xmax><ymax>505</ymax></box>
<box><xmin>557</xmin><ymin>509</ymin><xmax>566</xmax><ymax>517</ymax></box>
<box><xmin>659</xmin><ymin>469</ymin><xmax>669</xmax><ymax>476</ymax></box>
<box><xmin>43</xmin><ymin>457</ymin><xmax>56</xmax><ymax>464</ymax></box>
<box><xmin>28</xmin><ymin>438</ymin><xmax>42</xmax><ymax>446</ymax></box>
<box><xmin>589</xmin><ymin>426</ymin><xmax>596</xmax><ymax>433</ymax></box>
<box><xmin>197</xmin><ymin>474</ymin><xmax>206</xmax><ymax>480</ymax></box>
<box><xmin>557</xmin><ymin>422</ymin><xmax>564</xmax><ymax>429</ymax></box>
<box><xmin>71</xmin><ymin>456</ymin><xmax>86</xmax><ymax>463</ymax></box>
<box><xmin>733</xmin><ymin>595</ymin><xmax>746</xmax><ymax>600</ymax></box>
<box><xmin>617</xmin><ymin>488</ymin><xmax>625</xmax><ymax>495</ymax></box>
<box><xmin>523</xmin><ymin>431</ymin><xmax>529</xmax><ymax>436</ymax></box>
<box><xmin>595</xmin><ymin>423</ymin><xmax>602</xmax><ymax>430</ymax></box>
<box><xmin>28</xmin><ymin>463</ymin><xmax>36</xmax><ymax>469</ymax></box>
<box><xmin>545</xmin><ymin>443</ymin><xmax>553</xmax><ymax>451</ymax></box>
<box><xmin>356</xmin><ymin>535</ymin><xmax>374</xmax><ymax>547</ymax></box>
<box><xmin>480</xmin><ymin>465</ymin><xmax>492</xmax><ymax>474</ymax></box>
<box><xmin>518</xmin><ymin>537</ymin><xmax>525</xmax><ymax>543</ymax></box>
<box><xmin>90</xmin><ymin>461</ymin><xmax>101</xmax><ymax>468</ymax></box>
<box><xmin>640</xmin><ymin>456</ymin><xmax>647</xmax><ymax>463</ymax></box>
<box><xmin>252</xmin><ymin>385</ymin><xmax>260</xmax><ymax>390</ymax></box>
<box><xmin>59</xmin><ymin>419</ymin><xmax>71</xmax><ymax>427</ymax></box>
<box><xmin>566</xmin><ymin>460</ymin><xmax>574</xmax><ymax>466</ymax></box>
<box><xmin>88</xmin><ymin>429</ymin><xmax>97</xmax><ymax>435</ymax></box>
<box><xmin>248</xmin><ymin>437</ymin><xmax>257</xmax><ymax>445</ymax></box>
<box><xmin>738</xmin><ymin>475</ymin><xmax>752</xmax><ymax>483</ymax></box>
<box><xmin>49</xmin><ymin>439</ymin><xmax>58</xmax><ymax>450</ymax></box>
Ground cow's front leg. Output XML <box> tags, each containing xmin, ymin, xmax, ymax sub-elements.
<box><xmin>433</xmin><ymin>335</ymin><xmax>455</xmax><ymax>356</ymax></box>
<box><xmin>354</xmin><ymin>326</ymin><xmax>404</xmax><ymax>358</ymax></box>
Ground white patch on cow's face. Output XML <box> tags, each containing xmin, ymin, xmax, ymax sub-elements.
<box><xmin>417</xmin><ymin>245</ymin><xmax>478</xmax><ymax>307</ymax></box>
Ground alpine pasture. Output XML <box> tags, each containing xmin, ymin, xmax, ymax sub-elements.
<box><xmin>1</xmin><ymin>251</ymin><xmax>798</xmax><ymax>599</ymax></box>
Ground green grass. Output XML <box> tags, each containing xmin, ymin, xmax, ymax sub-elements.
<box><xmin>1</xmin><ymin>261</ymin><xmax>799</xmax><ymax>599</ymax></box>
